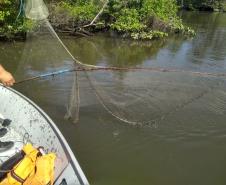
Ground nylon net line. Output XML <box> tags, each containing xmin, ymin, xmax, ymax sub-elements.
<box><xmin>83</xmin><ymin>68</ymin><xmax>226</xmax><ymax>127</ymax></box>
<box><xmin>14</xmin><ymin>3</ymin><xmax>82</xmax><ymax>122</ymax></box>
<box><xmin>14</xmin><ymin>0</ymin><xmax>226</xmax><ymax>127</ymax></box>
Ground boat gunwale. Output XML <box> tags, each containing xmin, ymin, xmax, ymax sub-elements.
<box><xmin>0</xmin><ymin>84</ymin><xmax>89</xmax><ymax>185</ymax></box>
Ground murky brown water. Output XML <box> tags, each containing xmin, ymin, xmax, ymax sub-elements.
<box><xmin>1</xmin><ymin>11</ymin><xmax>226</xmax><ymax>185</ymax></box>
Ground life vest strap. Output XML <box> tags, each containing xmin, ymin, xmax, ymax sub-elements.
<box><xmin>10</xmin><ymin>171</ymin><xmax>25</xmax><ymax>183</ymax></box>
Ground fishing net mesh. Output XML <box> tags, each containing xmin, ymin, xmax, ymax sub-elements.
<box><xmin>14</xmin><ymin>3</ymin><xmax>226</xmax><ymax>127</ymax></box>
<box><xmin>25</xmin><ymin>0</ymin><xmax>49</xmax><ymax>20</ymax></box>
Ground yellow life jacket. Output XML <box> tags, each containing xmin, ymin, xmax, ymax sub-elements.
<box><xmin>0</xmin><ymin>144</ymin><xmax>56</xmax><ymax>185</ymax></box>
<box><xmin>23</xmin><ymin>153</ymin><xmax>56</xmax><ymax>185</ymax></box>
<box><xmin>0</xmin><ymin>143</ymin><xmax>40</xmax><ymax>185</ymax></box>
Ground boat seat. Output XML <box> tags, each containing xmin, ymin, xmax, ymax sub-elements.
<box><xmin>0</xmin><ymin>113</ymin><xmax>24</xmax><ymax>164</ymax></box>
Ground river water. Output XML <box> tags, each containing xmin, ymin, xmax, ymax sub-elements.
<box><xmin>1</xmin><ymin>11</ymin><xmax>226</xmax><ymax>185</ymax></box>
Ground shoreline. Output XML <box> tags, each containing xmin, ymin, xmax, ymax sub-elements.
<box><xmin>2</xmin><ymin>9</ymin><xmax>224</xmax><ymax>42</ymax></box>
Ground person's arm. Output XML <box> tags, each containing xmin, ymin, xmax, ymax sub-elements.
<box><xmin>0</xmin><ymin>65</ymin><xmax>15</xmax><ymax>86</ymax></box>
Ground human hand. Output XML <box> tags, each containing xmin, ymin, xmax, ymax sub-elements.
<box><xmin>0</xmin><ymin>66</ymin><xmax>15</xmax><ymax>86</ymax></box>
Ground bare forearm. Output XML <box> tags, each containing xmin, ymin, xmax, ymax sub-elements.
<box><xmin>0</xmin><ymin>65</ymin><xmax>15</xmax><ymax>86</ymax></box>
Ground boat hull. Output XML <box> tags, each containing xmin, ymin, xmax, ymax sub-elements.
<box><xmin>0</xmin><ymin>84</ymin><xmax>89</xmax><ymax>185</ymax></box>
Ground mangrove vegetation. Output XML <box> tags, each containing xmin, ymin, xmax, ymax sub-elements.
<box><xmin>177</xmin><ymin>0</ymin><xmax>226</xmax><ymax>11</ymax></box>
<box><xmin>0</xmin><ymin>0</ymin><xmax>211</xmax><ymax>40</ymax></box>
<box><xmin>50</xmin><ymin>0</ymin><xmax>195</xmax><ymax>40</ymax></box>
<box><xmin>0</xmin><ymin>0</ymin><xmax>29</xmax><ymax>39</ymax></box>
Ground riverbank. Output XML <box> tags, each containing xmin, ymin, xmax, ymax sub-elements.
<box><xmin>177</xmin><ymin>0</ymin><xmax>226</xmax><ymax>12</ymax></box>
<box><xmin>49</xmin><ymin>1</ymin><xmax>195</xmax><ymax>40</ymax></box>
<box><xmin>0</xmin><ymin>0</ymin><xmax>194</xmax><ymax>41</ymax></box>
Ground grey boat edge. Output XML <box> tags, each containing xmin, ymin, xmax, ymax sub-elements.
<box><xmin>0</xmin><ymin>84</ymin><xmax>89</xmax><ymax>185</ymax></box>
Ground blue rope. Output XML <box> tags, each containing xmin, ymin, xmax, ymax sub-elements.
<box><xmin>16</xmin><ymin>0</ymin><xmax>24</xmax><ymax>21</ymax></box>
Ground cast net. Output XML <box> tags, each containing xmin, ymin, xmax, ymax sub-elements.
<box><xmin>25</xmin><ymin>0</ymin><xmax>49</xmax><ymax>20</ymax></box>
<box><xmin>14</xmin><ymin>0</ymin><xmax>226</xmax><ymax>127</ymax></box>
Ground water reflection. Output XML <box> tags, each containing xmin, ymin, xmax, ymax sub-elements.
<box><xmin>63</xmin><ymin>35</ymin><xmax>167</xmax><ymax>67</ymax></box>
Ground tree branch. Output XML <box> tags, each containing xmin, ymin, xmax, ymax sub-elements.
<box><xmin>81</xmin><ymin>0</ymin><xmax>108</xmax><ymax>28</ymax></box>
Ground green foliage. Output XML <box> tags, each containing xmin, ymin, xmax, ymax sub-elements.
<box><xmin>141</xmin><ymin>0</ymin><xmax>178</xmax><ymax>21</ymax></box>
<box><xmin>177</xmin><ymin>0</ymin><xmax>226</xmax><ymax>11</ymax></box>
<box><xmin>170</xmin><ymin>18</ymin><xmax>195</xmax><ymax>35</ymax></box>
<box><xmin>1</xmin><ymin>0</ymin><xmax>195</xmax><ymax>40</ymax></box>
<box><xmin>222</xmin><ymin>2</ymin><xmax>226</xmax><ymax>11</ymax></box>
<box><xmin>131</xmin><ymin>31</ymin><xmax>168</xmax><ymax>40</ymax></box>
<box><xmin>56</xmin><ymin>1</ymin><xmax>98</xmax><ymax>23</ymax></box>
<box><xmin>0</xmin><ymin>0</ymin><xmax>29</xmax><ymax>39</ymax></box>
<box><xmin>111</xmin><ymin>8</ymin><xmax>145</xmax><ymax>32</ymax></box>
<box><xmin>106</xmin><ymin>0</ymin><xmax>194</xmax><ymax>39</ymax></box>
<box><xmin>52</xmin><ymin>0</ymin><xmax>195</xmax><ymax>39</ymax></box>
